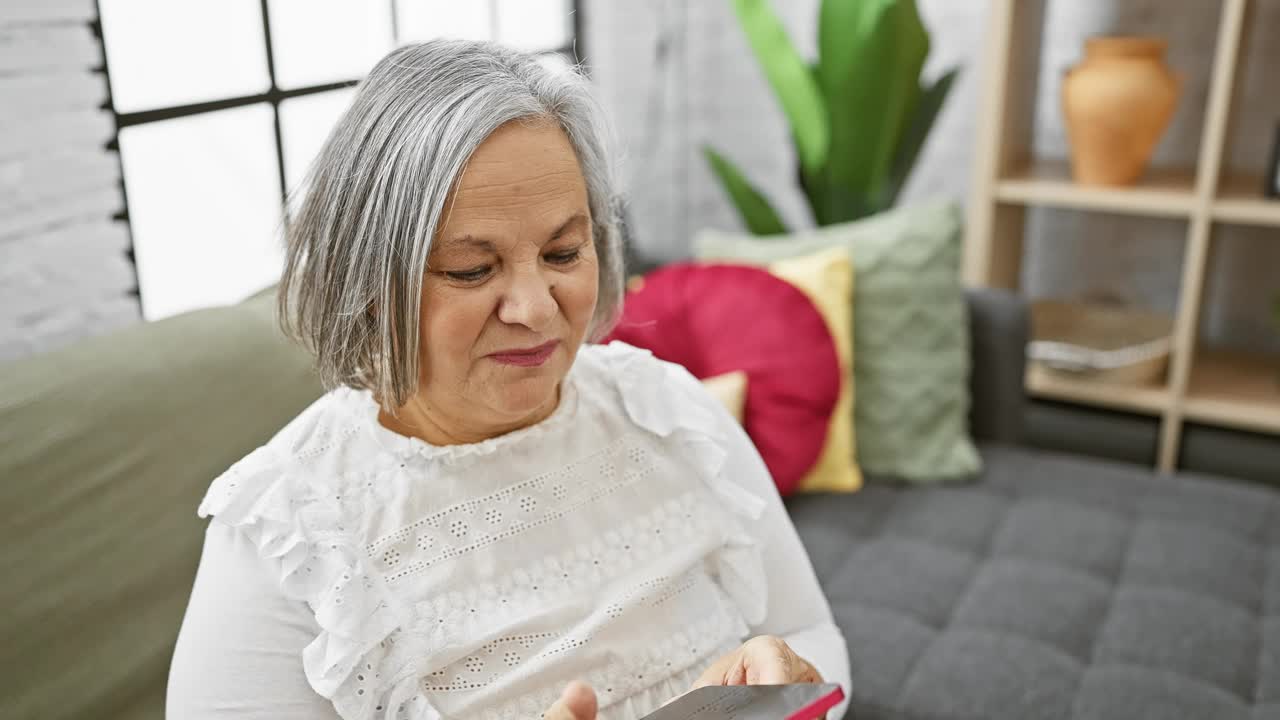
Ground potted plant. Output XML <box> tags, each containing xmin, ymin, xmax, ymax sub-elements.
<box><xmin>706</xmin><ymin>0</ymin><xmax>958</xmax><ymax>234</ymax></box>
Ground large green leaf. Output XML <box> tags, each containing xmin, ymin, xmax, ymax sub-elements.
<box><xmin>731</xmin><ymin>0</ymin><xmax>829</xmax><ymax>174</ymax></box>
<box><xmin>800</xmin><ymin>157</ymin><xmax>884</xmax><ymax>226</ymax></box>
<box><xmin>703</xmin><ymin>145</ymin><xmax>789</xmax><ymax>235</ymax></box>
<box><xmin>885</xmin><ymin>67</ymin><xmax>958</xmax><ymax>204</ymax></box>
<box><xmin>817</xmin><ymin>0</ymin><xmax>929</xmax><ymax>199</ymax></box>
<box><xmin>818</xmin><ymin>177</ymin><xmax>878</xmax><ymax>224</ymax></box>
<box><xmin>797</xmin><ymin>163</ymin><xmax>825</xmax><ymax>226</ymax></box>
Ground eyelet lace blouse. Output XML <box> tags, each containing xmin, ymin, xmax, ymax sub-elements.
<box><xmin>167</xmin><ymin>342</ymin><xmax>849</xmax><ymax>720</ymax></box>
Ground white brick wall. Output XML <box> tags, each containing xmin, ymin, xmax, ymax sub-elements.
<box><xmin>585</xmin><ymin>0</ymin><xmax>1280</xmax><ymax>353</ymax></box>
<box><xmin>0</xmin><ymin>0</ymin><xmax>137</xmax><ymax>362</ymax></box>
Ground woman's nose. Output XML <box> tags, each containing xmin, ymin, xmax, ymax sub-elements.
<box><xmin>497</xmin><ymin>268</ymin><xmax>557</xmax><ymax>330</ymax></box>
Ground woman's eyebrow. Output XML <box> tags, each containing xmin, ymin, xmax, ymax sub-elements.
<box><xmin>438</xmin><ymin>235</ymin><xmax>497</xmax><ymax>253</ymax></box>
<box><xmin>550</xmin><ymin>213</ymin><xmax>590</xmax><ymax>239</ymax></box>
<box><xmin>439</xmin><ymin>213</ymin><xmax>589</xmax><ymax>251</ymax></box>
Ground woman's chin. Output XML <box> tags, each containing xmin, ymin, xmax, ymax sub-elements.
<box><xmin>490</xmin><ymin>376</ymin><xmax>560</xmax><ymax>421</ymax></box>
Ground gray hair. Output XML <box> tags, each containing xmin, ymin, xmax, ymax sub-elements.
<box><xmin>279</xmin><ymin>39</ymin><xmax>626</xmax><ymax>412</ymax></box>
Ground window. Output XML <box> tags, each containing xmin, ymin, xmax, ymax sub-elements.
<box><xmin>99</xmin><ymin>0</ymin><xmax>576</xmax><ymax>320</ymax></box>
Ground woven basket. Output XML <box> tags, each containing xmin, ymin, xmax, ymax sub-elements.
<box><xmin>1028</xmin><ymin>300</ymin><xmax>1174</xmax><ymax>385</ymax></box>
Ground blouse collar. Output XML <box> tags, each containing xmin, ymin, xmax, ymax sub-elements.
<box><xmin>354</xmin><ymin>371</ymin><xmax>581</xmax><ymax>464</ymax></box>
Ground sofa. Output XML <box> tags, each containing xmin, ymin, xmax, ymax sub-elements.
<box><xmin>2</xmin><ymin>288</ymin><xmax>1278</xmax><ymax>719</ymax></box>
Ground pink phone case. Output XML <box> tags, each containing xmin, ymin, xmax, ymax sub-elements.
<box><xmin>637</xmin><ymin>683</ymin><xmax>845</xmax><ymax>720</ymax></box>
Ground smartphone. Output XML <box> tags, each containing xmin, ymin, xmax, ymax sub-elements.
<box><xmin>638</xmin><ymin>683</ymin><xmax>845</xmax><ymax>720</ymax></box>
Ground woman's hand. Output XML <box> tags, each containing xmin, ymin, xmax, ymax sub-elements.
<box><xmin>692</xmin><ymin>635</ymin><xmax>823</xmax><ymax>688</ymax></box>
<box><xmin>545</xmin><ymin>681</ymin><xmax>598</xmax><ymax>720</ymax></box>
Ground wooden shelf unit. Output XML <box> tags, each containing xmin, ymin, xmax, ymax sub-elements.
<box><xmin>1214</xmin><ymin>173</ymin><xmax>1280</xmax><ymax>226</ymax></box>
<box><xmin>1185</xmin><ymin>350</ymin><xmax>1280</xmax><ymax>434</ymax></box>
<box><xmin>965</xmin><ymin>0</ymin><xmax>1280</xmax><ymax>473</ymax></box>
<box><xmin>997</xmin><ymin>159</ymin><xmax>1198</xmax><ymax>218</ymax></box>
<box><xmin>1025</xmin><ymin>363</ymin><xmax>1171</xmax><ymax>416</ymax></box>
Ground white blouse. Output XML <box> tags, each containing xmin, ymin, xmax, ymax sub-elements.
<box><xmin>167</xmin><ymin>342</ymin><xmax>849</xmax><ymax>720</ymax></box>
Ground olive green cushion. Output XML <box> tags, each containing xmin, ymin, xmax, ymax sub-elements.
<box><xmin>695</xmin><ymin>201</ymin><xmax>981</xmax><ymax>482</ymax></box>
<box><xmin>0</xmin><ymin>290</ymin><xmax>323</xmax><ymax>720</ymax></box>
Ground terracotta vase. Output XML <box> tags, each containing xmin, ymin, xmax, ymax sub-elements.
<box><xmin>1062</xmin><ymin>36</ymin><xmax>1181</xmax><ymax>186</ymax></box>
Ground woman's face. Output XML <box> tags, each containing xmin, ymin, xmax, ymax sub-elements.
<box><xmin>415</xmin><ymin>120</ymin><xmax>598</xmax><ymax>433</ymax></box>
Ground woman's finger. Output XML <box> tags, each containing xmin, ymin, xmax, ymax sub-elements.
<box><xmin>742</xmin><ymin>636</ymin><xmax>797</xmax><ymax>684</ymax></box>
<box><xmin>690</xmin><ymin>652</ymin><xmax>736</xmax><ymax>690</ymax></box>
<box><xmin>544</xmin><ymin>681</ymin><xmax>598</xmax><ymax>720</ymax></box>
<box><xmin>749</xmin><ymin>654</ymin><xmax>794</xmax><ymax>685</ymax></box>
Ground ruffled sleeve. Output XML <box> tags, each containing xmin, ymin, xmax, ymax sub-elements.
<box><xmin>198</xmin><ymin>446</ymin><xmax>427</xmax><ymax>720</ymax></box>
<box><xmin>587</xmin><ymin>342</ymin><xmax>770</xmax><ymax>626</ymax></box>
<box><xmin>590</xmin><ymin>342</ymin><xmax>766</xmax><ymax>519</ymax></box>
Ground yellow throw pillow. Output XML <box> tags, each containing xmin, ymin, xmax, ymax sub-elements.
<box><xmin>701</xmin><ymin>370</ymin><xmax>749</xmax><ymax>424</ymax></box>
<box><xmin>763</xmin><ymin>247</ymin><xmax>861</xmax><ymax>493</ymax></box>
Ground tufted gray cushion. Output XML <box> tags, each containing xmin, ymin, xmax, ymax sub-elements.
<box><xmin>787</xmin><ymin>444</ymin><xmax>1280</xmax><ymax>720</ymax></box>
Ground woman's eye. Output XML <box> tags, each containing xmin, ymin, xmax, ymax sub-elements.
<box><xmin>545</xmin><ymin>249</ymin><xmax>581</xmax><ymax>266</ymax></box>
<box><xmin>445</xmin><ymin>266</ymin><xmax>491</xmax><ymax>283</ymax></box>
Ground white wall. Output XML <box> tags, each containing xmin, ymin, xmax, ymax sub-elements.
<box><xmin>585</xmin><ymin>0</ymin><xmax>1280</xmax><ymax>353</ymax></box>
<box><xmin>0</xmin><ymin>0</ymin><xmax>136</xmax><ymax>362</ymax></box>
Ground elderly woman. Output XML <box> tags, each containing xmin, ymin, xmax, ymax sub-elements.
<box><xmin>167</xmin><ymin>40</ymin><xmax>848</xmax><ymax>720</ymax></box>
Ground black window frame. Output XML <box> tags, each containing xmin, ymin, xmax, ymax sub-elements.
<box><xmin>91</xmin><ymin>0</ymin><xmax>584</xmax><ymax>300</ymax></box>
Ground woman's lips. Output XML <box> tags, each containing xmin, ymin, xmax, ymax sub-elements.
<box><xmin>487</xmin><ymin>340</ymin><xmax>559</xmax><ymax>367</ymax></box>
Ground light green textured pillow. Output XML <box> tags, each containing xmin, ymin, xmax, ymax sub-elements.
<box><xmin>694</xmin><ymin>200</ymin><xmax>981</xmax><ymax>482</ymax></box>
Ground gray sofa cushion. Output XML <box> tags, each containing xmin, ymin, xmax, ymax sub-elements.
<box><xmin>787</xmin><ymin>444</ymin><xmax>1280</xmax><ymax>720</ymax></box>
